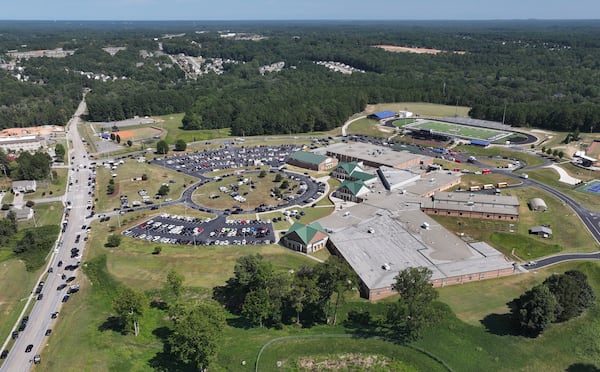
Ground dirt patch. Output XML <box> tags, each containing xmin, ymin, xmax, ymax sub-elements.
<box><xmin>587</xmin><ymin>140</ymin><xmax>600</xmax><ymax>159</ymax></box>
<box><xmin>373</xmin><ymin>44</ymin><xmax>466</xmax><ymax>55</ymax></box>
<box><xmin>295</xmin><ymin>353</ymin><xmax>391</xmax><ymax>370</ymax></box>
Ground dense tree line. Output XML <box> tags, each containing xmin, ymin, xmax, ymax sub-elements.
<box><xmin>15</xmin><ymin>151</ymin><xmax>51</xmax><ymax>180</ymax></box>
<box><xmin>2</xmin><ymin>21</ymin><xmax>600</xmax><ymax>132</ymax></box>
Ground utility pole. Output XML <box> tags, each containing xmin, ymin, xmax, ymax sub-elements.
<box><xmin>502</xmin><ymin>101</ymin><xmax>507</xmax><ymax>125</ymax></box>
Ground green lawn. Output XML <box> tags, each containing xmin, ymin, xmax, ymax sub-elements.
<box><xmin>455</xmin><ymin>145</ymin><xmax>545</xmax><ymax>168</ymax></box>
<box><xmin>363</xmin><ymin>102</ymin><xmax>470</xmax><ymax>118</ymax></box>
<box><xmin>192</xmin><ymin>173</ymin><xmax>300</xmax><ymax>211</ymax></box>
<box><xmin>157</xmin><ymin>113</ymin><xmax>232</xmax><ymax>144</ymax></box>
<box><xmin>391</xmin><ymin>118</ymin><xmax>417</xmax><ymax>127</ymax></box>
<box><xmin>18</xmin><ymin>201</ymin><xmax>63</xmax><ymax>230</ymax></box>
<box><xmin>346</xmin><ymin>118</ymin><xmax>394</xmax><ymax>138</ymax></box>
<box><xmin>95</xmin><ymin>159</ymin><xmax>196</xmax><ymax>212</ymax></box>
<box><xmin>409</xmin><ymin>121</ymin><xmax>508</xmax><ymax>141</ymax></box>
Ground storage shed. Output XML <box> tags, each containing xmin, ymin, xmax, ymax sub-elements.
<box><xmin>528</xmin><ymin>198</ymin><xmax>548</xmax><ymax>212</ymax></box>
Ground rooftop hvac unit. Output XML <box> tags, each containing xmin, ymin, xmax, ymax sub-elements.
<box><xmin>382</xmin><ymin>263</ymin><xmax>391</xmax><ymax>271</ymax></box>
<box><xmin>368</xmin><ymin>228</ymin><xmax>375</xmax><ymax>234</ymax></box>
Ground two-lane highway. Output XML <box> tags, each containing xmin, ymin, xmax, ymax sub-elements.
<box><xmin>0</xmin><ymin>97</ymin><xmax>93</xmax><ymax>371</ymax></box>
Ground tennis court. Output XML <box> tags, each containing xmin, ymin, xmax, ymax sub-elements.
<box><xmin>406</xmin><ymin>121</ymin><xmax>511</xmax><ymax>141</ymax></box>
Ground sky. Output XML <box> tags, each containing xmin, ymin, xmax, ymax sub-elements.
<box><xmin>2</xmin><ymin>0</ymin><xmax>599</xmax><ymax>21</ymax></box>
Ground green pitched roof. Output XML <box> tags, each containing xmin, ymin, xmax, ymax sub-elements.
<box><xmin>289</xmin><ymin>151</ymin><xmax>328</xmax><ymax>166</ymax></box>
<box><xmin>339</xmin><ymin>180</ymin><xmax>368</xmax><ymax>196</ymax></box>
<box><xmin>285</xmin><ymin>221</ymin><xmax>328</xmax><ymax>245</ymax></box>
<box><xmin>350</xmin><ymin>171</ymin><xmax>376</xmax><ymax>181</ymax></box>
<box><xmin>335</xmin><ymin>162</ymin><xmax>360</xmax><ymax>175</ymax></box>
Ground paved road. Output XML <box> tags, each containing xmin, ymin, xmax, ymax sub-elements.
<box><xmin>524</xmin><ymin>252</ymin><xmax>600</xmax><ymax>270</ymax></box>
<box><xmin>0</xmin><ymin>97</ymin><xmax>93</xmax><ymax>371</ymax></box>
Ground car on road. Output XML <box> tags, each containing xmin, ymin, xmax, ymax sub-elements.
<box><xmin>25</xmin><ymin>344</ymin><xmax>33</xmax><ymax>353</ymax></box>
<box><xmin>62</xmin><ymin>295</ymin><xmax>70</xmax><ymax>303</ymax></box>
<box><xmin>57</xmin><ymin>284</ymin><xmax>67</xmax><ymax>291</ymax></box>
<box><xmin>48</xmin><ymin>267</ymin><xmax>53</xmax><ymax>273</ymax></box>
<box><xmin>51</xmin><ymin>312</ymin><xmax>59</xmax><ymax>319</ymax></box>
<box><xmin>57</xmin><ymin>260</ymin><xmax>63</xmax><ymax>267</ymax></box>
<box><xmin>45</xmin><ymin>329</ymin><xmax>52</xmax><ymax>336</ymax></box>
<box><xmin>11</xmin><ymin>331</ymin><xmax>18</xmax><ymax>339</ymax></box>
<box><xmin>0</xmin><ymin>350</ymin><xmax>8</xmax><ymax>359</ymax></box>
<box><xmin>33</xmin><ymin>354</ymin><xmax>41</xmax><ymax>364</ymax></box>
<box><xmin>37</xmin><ymin>293</ymin><xmax>43</xmax><ymax>300</ymax></box>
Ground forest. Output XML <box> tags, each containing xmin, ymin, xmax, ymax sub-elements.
<box><xmin>1</xmin><ymin>20</ymin><xmax>600</xmax><ymax>134</ymax></box>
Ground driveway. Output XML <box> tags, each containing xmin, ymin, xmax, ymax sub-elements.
<box><xmin>545</xmin><ymin>163</ymin><xmax>581</xmax><ymax>185</ymax></box>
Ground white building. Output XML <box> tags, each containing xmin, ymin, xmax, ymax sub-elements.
<box><xmin>0</xmin><ymin>135</ymin><xmax>46</xmax><ymax>153</ymax></box>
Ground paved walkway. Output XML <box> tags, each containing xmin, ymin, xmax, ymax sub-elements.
<box><xmin>545</xmin><ymin>163</ymin><xmax>581</xmax><ymax>185</ymax></box>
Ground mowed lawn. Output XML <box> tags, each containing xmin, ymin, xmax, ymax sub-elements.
<box><xmin>408</xmin><ymin>121</ymin><xmax>507</xmax><ymax>140</ymax></box>
<box><xmin>455</xmin><ymin>145</ymin><xmax>545</xmax><ymax>168</ymax></box>
<box><xmin>346</xmin><ymin>117</ymin><xmax>394</xmax><ymax>138</ymax></box>
<box><xmin>18</xmin><ymin>201</ymin><xmax>63</xmax><ymax>230</ymax></box>
<box><xmin>157</xmin><ymin>113</ymin><xmax>232</xmax><ymax>144</ymax></box>
<box><xmin>192</xmin><ymin>173</ymin><xmax>300</xmax><ymax>211</ymax></box>
<box><xmin>527</xmin><ymin>167</ymin><xmax>600</xmax><ymax>212</ymax></box>
<box><xmin>95</xmin><ymin>159</ymin><xmax>197</xmax><ymax>212</ymax></box>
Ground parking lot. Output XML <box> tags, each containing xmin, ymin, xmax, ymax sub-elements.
<box><xmin>123</xmin><ymin>213</ymin><xmax>276</xmax><ymax>246</ymax></box>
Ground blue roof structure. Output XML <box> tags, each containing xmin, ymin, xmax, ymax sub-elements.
<box><xmin>470</xmin><ymin>139</ymin><xmax>490</xmax><ymax>147</ymax></box>
<box><xmin>368</xmin><ymin>111</ymin><xmax>396</xmax><ymax>120</ymax></box>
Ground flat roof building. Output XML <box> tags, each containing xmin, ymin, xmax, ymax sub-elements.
<box><xmin>322</xmin><ymin>143</ymin><xmax>433</xmax><ymax>170</ymax></box>
<box><xmin>323</xmin><ymin>209</ymin><xmax>514</xmax><ymax>300</ymax></box>
<box><xmin>368</xmin><ymin>111</ymin><xmax>396</xmax><ymax>120</ymax></box>
<box><xmin>421</xmin><ymin>191</ymin><xmax>520</xmax><ymax>221</ymax></box>
<box><xmin>0</xmin><ymin>135</ymin><xmax>46</xmax><ymax>153</ymax></box>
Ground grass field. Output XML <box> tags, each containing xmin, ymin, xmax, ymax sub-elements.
<box><xmin>18</xmin><ymin>201</ymin><xmax>63</xmax><ymax>230</ymax></box>
<box><xmin>95</xmin><ymin>159</ymin><xmax>196</xmax><ymax>212</ymax></box>
<box><xmin>192</xmin><ymin>173</ymin><xmax>300</xmax><ymax>211</ymax></box>
<box><xmin>363</xmin><ymin>102</ymin><xmax>471</xmax><ymax>118</ymax></box>
<box><xmin>455</xmin><ymin>145</ymin><xmax>545</xmax><ymax>168</ymax></box>
<box><xmin>408</xmin><ymin>121</ymin><xmax>509</xmax><ymax>141</ymax></box>
<box><xmin>23</xmin><ymin>167</ymin><xmax>68</xmax><ymax>200</ymax></box>
<box><xmin>157</xmin><ymin>113</ymin><xmax>232</xmax><ymax>144</ymax></box>
<box><xmin>391</xmin><ymin>118</ymin><xmax>417</xmax><ymax>127</ymax></box>
<box><xmin>346</xmin><ymin>118</ymin><xmax>393</xmax><ymax>138</ymax></box>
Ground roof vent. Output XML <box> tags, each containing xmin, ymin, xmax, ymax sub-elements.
<box><xmin>368</xmin><ymin>228</ymin><xmax>375</xmax><ymax>234</ymax></box>
<box><xmin>382</xmin><ymin>263</ymin><xmax>391</xmax><ymax>271</ymax></box>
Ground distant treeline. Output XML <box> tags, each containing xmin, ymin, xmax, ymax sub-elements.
<box><xmin>2</xmin><ymin>21</ymin><xmax>600</xmax><ymax>133</ymax></box>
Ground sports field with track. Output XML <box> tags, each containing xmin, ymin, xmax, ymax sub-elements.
<box><xmin>406</xmin><ymin>121</ymin><xmax>511</xmax><ymax>141</ymax></box>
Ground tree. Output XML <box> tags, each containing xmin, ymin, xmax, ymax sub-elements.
<box><xmin>55</xmin><ymin>143</ymin><xmax>65</xmax><ymax>162</ymax></box>
<box><xmin>110</xmin><ymin>133</ymin><xmax>116</xmax><ymax>141</ymax></box>
<box><xmin>174</xmin><ymin>139</ymin><xmax>187</xmax><ymax>151</ymax></box>
<box><xmin>513</xmin><ymin>284</ymin><xmax>557</xmax><ymax>337</ymax></box>
<box><xmin>156</xmin><ymin>140</ymin><xmax>169</xmax><ymax>155</ymax></box>
<box><xmin>543</xmin><ymin>271</ymin><xmax>595</xmax><ymax>322</ymax></box>
<box><xmin>106</xmin><ymin>234</ymin><xmax>122</xmax><ymax>247</ymax></box>
<box><xmin>258</xmin><ymin>170</ymin><xmax>267</xmax><ymax>178</ymax></box>
<box><xmin>288</xmin><ymin>266</ymin><xmax>321</xmax><ymax>325</ymax></box>
<box><xmin>280</xmin><ymin>180</ymin><xmax>289</xmax><ymax>189</ymax></box>
<box><xmin>152</xmin><ymin>246</ymin><xmax>162</xmax><ymax>255</ymax></box>
<box><xmin>126</xmin><ymin>140</ymin><xmax>133</xmax><ymax>147</ymax></box>
<box><xmin>274</xmin><ymin>173</ymin><xmax>283</xmax><ymax>182</ymax></box>
<box><xmin>558</xmin><ymin>151</ymin><xmax>564</xmax><ymax>159</ymax></box>
<box><xmin>112</xmin><ymin>287</ymin><xmax>147</xmax><ymax>336</ymax></box>
<box><xmin>168</xmin><ymin>300</ymin><xmax>226</xmax><ymax>371</ymax></box>
<box><xmin>386</xmin><ymin>267</ymin><xmax>439</xmax><ymax>340</ymax></box>
<box><xmin>315</xmin><ymin>256</ymin><xmax>357</xmax><ymax>325</ymax></box>
<box><xmin>552</xmin><ymin>149</ymin><xmax>559</xmax><ymax>157</ymax></box>
<box><xmin>141</xmin><ymin>173</ymin><xmax>148</xmax><ymax>181</ymax></box>
<box><xmin>242</xmin><ymin>288</ymin><xmax>272</xmax><ymax>327</ymax></box>
<box><xmin>116</xmin><ymin>134</ymin><xmax>121</xmax><ymax>144</ymax></box>
<box><xmin>158</xmin><ymin>184</ymin><xmax>170</xmax><ymax>196</ymax></box>
<box><xmin>546</xmin><ymin>148</ymin><xmax>553</xmax><ymax>155</ymax></box>
<box><xmin>166</xmin><ymin>269</ymin><xmax>185</xmax><ymax>298</ymax></box>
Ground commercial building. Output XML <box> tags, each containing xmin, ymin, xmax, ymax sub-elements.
<box><xmin>287</xmin><ymin>151</ymin><xmax>338</xmax><ymax>171</ymax></box>
<box><xmin>281</xmin><ymin>222</ymin><xmax>329</xmax><ymax>254</ymax></box>
<box><xmin>0</xmin><ymin>135</ymin><xmax>46</xmax><ymax>153</ymax></box>
<box><xmin>323</xmin><ymin>209</ymin><xmax>515</xmax><ymax>300</ymax></box>
<box><xmin>322</xmin><ymin>143</ymin><xmax>433</xmax><ymax>170</ymax></box>
<box><xmin>421</xmin><ymin>191</ymin><xmax>520</xmax><ymax>221</ymax></box>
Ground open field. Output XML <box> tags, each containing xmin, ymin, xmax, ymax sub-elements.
<box><xmin>433</xmin><ymin>159</ymin><xmax>480</xmax><ymax>172</ymax></box>
<box><xmin>362</xmin><ymin>102</ymin><xmax>471</xmax><ymax>118</ymax></box>
<box><xmin>407</xmin><ymin>121</ymin><xmax>509</xmax><ymax>141</ymax></box>
<box><xmin>95</xmin><ymin>159</ymin><xmax>196</xmax><ymax>212</ymax></box>
<box><xmin>346</xmin><ymin>118</ymin><xmax>392</xmax><ymax>138</ymax></box>
<box><xmin>373</xmin><ymin>45</ymin><xmax>466</xmax><ymax>56</ymax></box>
<box><xmin>0</xmin><ymin>259</ymin><xmax>39</xmax><ymax>346</ymax></box>
<box><xmin>454</xmin><ymin>145</ymin><xmax>545</xmax><ymax>168</ymax></box>
<box><xmin>192</xmin><ymin>173</ymin><xmax>300</xmax><ymax>211</ymax></box>
<box><xmin>156</xmin><ymin>113</ymin><xmax>232</xmax><ymax>144</ymax></box>
<box><xmin>391</xmin><ymin>118</ymin><xmax>417</xmax><ymax>127</ymax></box>
<box><xmin>23</xmin><ymin>167</ymin><xmax>68</xmax><ymax>200</ymax></box>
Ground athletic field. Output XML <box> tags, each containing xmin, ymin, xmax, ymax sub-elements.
<box><xmin>406</xmin><ymin>121</ymin><xmax>511</xmax><ymax>141</ymax></box>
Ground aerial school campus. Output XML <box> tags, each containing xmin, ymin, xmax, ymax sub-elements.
<box><xmin>1</xmin><ymin>22</ymin><xmax>600</xmax><ymax>372</ymax></box>
<box><xmin>2</xmin><ymin>101</ymin><xmax>599</xmax><ymax>371</ymax></box>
